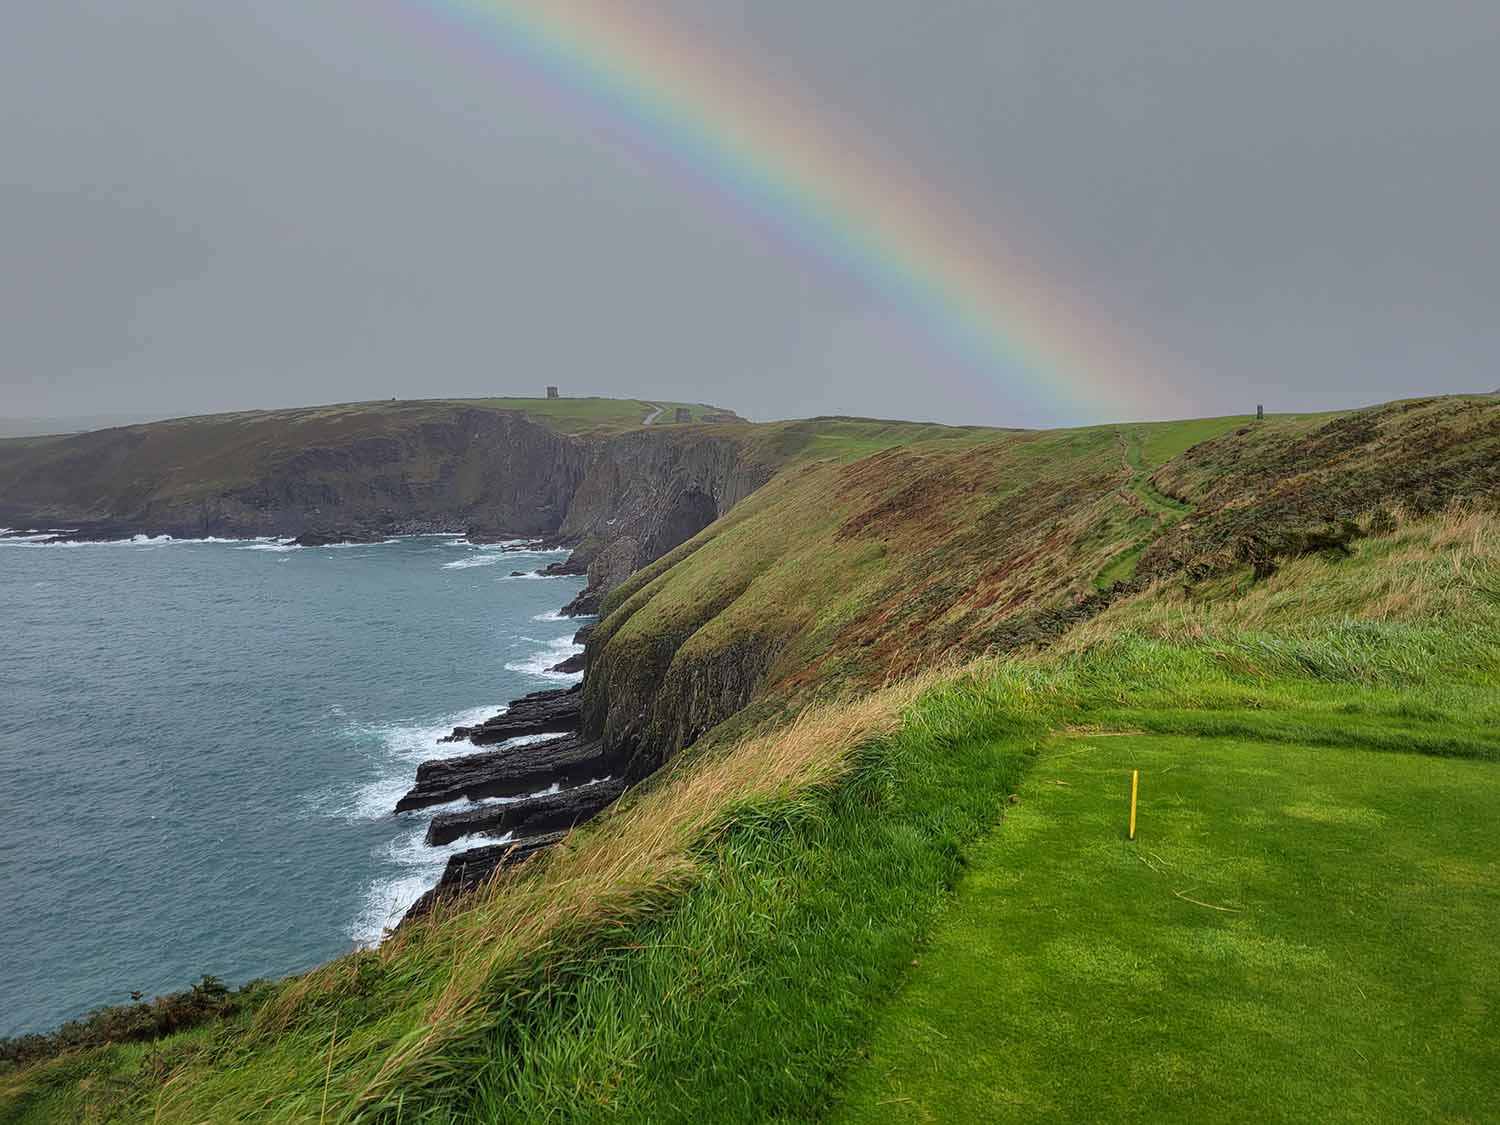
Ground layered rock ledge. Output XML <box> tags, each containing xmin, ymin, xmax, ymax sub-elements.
<box><xmin>424</xmin><ymin>778</ymin><xmax>627</xmax><ymax>847</ymax></box>
<box><xmin>401</xmin><ymin>831</ymin><xmax>568</xmax><ymax>923</ymax></box>
<box><xmin>395</xmin><ymin>734</ymin><xmax>624</xmax><ymax>813</ymax></box>
<box><xmin>441</xmin><ymin>686</ymin><xmax>581</xmax><ymax>746</ymax></box>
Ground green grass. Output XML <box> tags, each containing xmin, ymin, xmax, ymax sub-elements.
<box><xmin>304</xmin><ymin>397</ymin><xmax>730</xmax><ymax>435</ymax></box>
<box><xmin>1128</xmin><ymin>415</ymin><xmax>1255</xmax><ymax>470</ymax></box>
<box><xmin>1090</xmin><ymin>426</ymin><xmax>1199</xmax><ymax>588</ymax></box>
<box><xmin>834</xmin><ymin>731</ymin><xmax>1500</xmax><ymax>1123</ymax></box>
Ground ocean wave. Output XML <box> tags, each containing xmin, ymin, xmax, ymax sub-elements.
<box><xmin>5</xmin><ymin>533</ymin><xmax>281</xmax><ymax>547</ymax></box>
<box><xmin>319</xmin><ymin>705</ymin><xmax>565</xmax><ymax>824</ymax></box>
<box><xmin>319</xmin><ymin>704</ymin><xmax>505</xmax><ymax>822</ymax></box>
<box><xmin>505</xmin><ymin>635</ymin><xmax>585</xmax><ymax>682</ymax></box>
<box><xmin>442</xmin><ymin>537</ymin><xmax>536</xmax><ymax>550</ymax></box>
<box><xmin>21</xmin><ymin>534</ymin><xmax>174</xmax><ymax>547</ymax></box>
<box><xmin>348</xmin><ymin>825</ymin><xmax>515</xmax><ymax>948</ymax></box>
<box><xmin>350</xmin><ymin>776</ymin><xmax>615</xmax><ymax>944</ymax></box>
<box><xmin>236</xmin><ymin>538</ymin><xmax>402</xmax><ymax>553</ymax></box>
<box><xmin>441</xmin><ymin>554</ymin><xmax>505</xmax><ymax>570</ymax></box>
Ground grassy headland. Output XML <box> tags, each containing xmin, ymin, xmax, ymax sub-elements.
<box><xmin>2</xmin><ymin>396</ymin><xmax>1497</xmax><ymax>1121</ymax></box>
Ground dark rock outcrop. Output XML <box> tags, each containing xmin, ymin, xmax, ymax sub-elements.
<box><xmin>561</xmin><ymin>537</ymin><xmax>638</xmax><ymax>616</ymax></box>
<box><xmin>424</xmin><ymin>778</ymin><xmax>627</xmax><ymax>846</ymax></box>
<box><xmin>401</xmin><ymin>832</ymin><xmax>568</xmax><ymax>923</ymax></box>
<box><xmin>548</xmin><ymin>651</ymin><xmax>586</xmax><ymax>675</ymax></box>
<box><xmin>290</xmin><ymin>530</ymin><xmax>383</xmax><ymax>547</ymax></box>
<box><xmin>396</xmin><ymin>734</ymin><xmax>622</xmax><ymax>813</ymax></box>
<box><xmin>441</xmin><ymin>686</ymin><xmax>581</xmax><ymax>745</ymax></box>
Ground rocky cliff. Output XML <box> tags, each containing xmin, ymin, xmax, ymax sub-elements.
<box><xmin>0</xmin><ymin>401</ymin><xmax>771</xmax><ymax>601</ymax></box>
<box><xmin>572</xmin><ymin>396</ymin><xmax>1500</xmax><ymax>781</ymax></box>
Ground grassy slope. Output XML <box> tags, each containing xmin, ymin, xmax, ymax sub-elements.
<box><xmin>0</xmin><ymin>398</ymin><xmax>725</xmax><ymax>449</ymax></box>
<box><xmin>591</xmin><ymin>399</ymin><xmax>1496</xmax><ymax>763</ymax></box>
<box><xmin>587</xmin><ymin>419</ymin><xmax>1138</xmax><ymax>752</ymax></box>
<box><xmin>4</xmin><ymin>403</ymin><xmax>1498</xmax><ymax>1121</ymax></box>
<box><xmin>0</xmin><ymin>397</ymin><xmax>739</xmax><ymax>523</ymax></box>
<box><xmin>436</xmin><ymin>398</ymin><xmax>730</xmax><ymax>434</ymax></box>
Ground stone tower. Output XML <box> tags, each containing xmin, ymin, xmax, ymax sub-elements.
<box><xmin>546</xmin><ymin>386</ymin><xmax>560</xmax><ymax>399</ymax></box>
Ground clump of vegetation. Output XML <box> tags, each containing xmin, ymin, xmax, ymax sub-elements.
<box><xmin>0</xmin><ymin>976</ymin><xmax>265</xmax><ymax>1071</ymax></box>
<box><xmin>1233</xmin><ymin>517</ymin><xmax>1365</xmax><ymax>579</ymax></box>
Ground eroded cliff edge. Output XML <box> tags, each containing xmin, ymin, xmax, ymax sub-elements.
<box><xmin>0</xmin><ymin>401</ymin><xmax>770</xmax><ymax>590</ymax></box>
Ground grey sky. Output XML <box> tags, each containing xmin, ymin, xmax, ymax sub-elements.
<box><xmin>3</xmin><ymin>2</ymin><xmax>1497</xmax><ymax>427</ymax></box>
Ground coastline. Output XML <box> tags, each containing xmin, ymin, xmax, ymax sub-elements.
<box><xmin>0</xmin><ymin>530</ymin><xmax>603</xmax><ymax>1039</ymax></box>
<box><xmin>383</xmin><ymin>549</ymin><xmax>625</xmax><ymax>932</ymax></box>
<box><xmin>2</xmin><ymin>522</ymin><xmax>623</xmax><ymax>943</ymax></box>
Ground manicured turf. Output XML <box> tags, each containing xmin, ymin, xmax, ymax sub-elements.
<box><xmin>834</xmin><ymin>732</ymin><xmax>1500</xmax><ymax>1123</ymax></box>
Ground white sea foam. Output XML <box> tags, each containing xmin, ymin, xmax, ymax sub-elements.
<box><xmin>350</xmin><ymin>773</ymin><xmax>618</xmax><ymax>945</ymax></box>
<box><xmin>7</xmin><ymin>533</ymin><xmax>280</xmax><ymax>547</ymax></box>
<box><xmin>37</xmin><ymin>534</ymin><xmax>174</xmax><ymax>547</ymax></box>
<box><xmin>237</xmin><ymin>538</ymin><xmax>401</xmax><ymax>553</ymax></box>
<box><xmin>319</xmin><ymin>704</ymin><xmax>505</xmax><ymax>822</ymax></box>
<box><xmin>505</xmin><ymin>635</ymin><xmax>585</xmax><ymax>682</ymax></box>
<box><xmin>441</xmin><ymin>554</ymin><xmax>505</xmax><ymax>570</ymax></box>
<box><xmin>348</xmin><ymin>825</ymin><xmax>517</xmax><ymax>947</ymax></box>
<box><xmin>350</xmin><ymin>775</ymin><xmax>617</xmax><ymax>946</ymax></box>
<box><xmin>170</xmin><ymin>543</ymin><xmax>282</xmax><ymax>552</ymax></box>
<box><xmin>531</xmin><ymin>610</ymin><xmax>571</xmax><ymax>622</ymax></box>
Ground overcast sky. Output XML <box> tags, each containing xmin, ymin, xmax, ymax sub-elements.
<box><xmin>3</xmin><ymin>2</ymin><xmax>1497</xmax><ymax>427</ymax></box>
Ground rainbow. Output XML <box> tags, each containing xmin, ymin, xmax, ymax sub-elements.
<box><xmin>392</xmin><ymin>0</ymin><xmax>1168</xmax><ymax>419</ymax></box>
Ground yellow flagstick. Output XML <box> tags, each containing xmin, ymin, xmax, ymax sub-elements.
<box><xmin>1128</xmin><ymin>770</ymin><xmax>1139</xmax><ymax>841</ymax></box>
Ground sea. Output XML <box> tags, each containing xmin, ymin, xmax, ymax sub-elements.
<box><xmin>0</xmin><ymin>532</ymin><xmax>587</xmax><ymax>1037</ymax></box>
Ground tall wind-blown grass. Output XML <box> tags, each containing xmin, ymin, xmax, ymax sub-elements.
<box><xmin>143</xmin><ymin>674</ymin><xmax>944</xmax><ymax>1121</ymax></box>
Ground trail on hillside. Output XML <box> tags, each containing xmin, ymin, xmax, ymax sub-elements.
<box><xmin>641</xmin><ymin>403</ymin><xmax>664</xmax><ymax>425</ymax></box>
<box><xmin>1095</xmin><ymin>428</ymin><xmax>1195</xmax><ymax>589</ymax></box>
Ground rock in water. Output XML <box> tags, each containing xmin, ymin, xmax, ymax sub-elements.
<box><xmin>441</xmin><ymin>686</ymin><xmax>581</xmax><ymax>745</ymax></box>
<box><xmin>401</xmin><ymin>832</ymin><xmax>568</xmax><ymax>923</ymax></box>
<box><xmin>424</xmin><ymin>778</ymin><xmax>626</xmax><ymax>846</ymax></box>
<box><xmin>290</xmin><ymin>530</ymin><xmax>383</xmax><ymax>547</ymax></box>
<box><xmin>548</xmin><ymin>651</ymin><xmax>586</xmax><ymax>675</ymax></box>
<box><xmin>396</xmin><ymin>734</ymin><xmax>623</xmax><ymax>812</ymax></box>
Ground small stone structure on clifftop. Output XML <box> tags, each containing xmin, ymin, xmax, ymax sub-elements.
<box><xmin>546</xmin><ymin>386</ymin><xmax>559</xmax><ymax>399</ymax></box>
<box><xmin>675</xmin><ymin>408</ymin><xmax>693</xmax><ymax>424</ymax></box>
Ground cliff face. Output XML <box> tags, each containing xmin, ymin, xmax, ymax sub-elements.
<box><xmin>0</xmin><ymin>406</ymin><xmax>585</xmax><ymax>539</ymax></box>
<box><xmin>556</xmin><ymin>428</ymin><xmax>774</xmax><ymax>612</ymax></box>
<box><xmin>0</xmin><ymin>402</ymin><xmax>768</xmax><ymax>556</ymax></box>
<box><xmin>575</xmin><ymin>396</ymin><xmax>1500</xmax><ymax>780</ymax></box>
